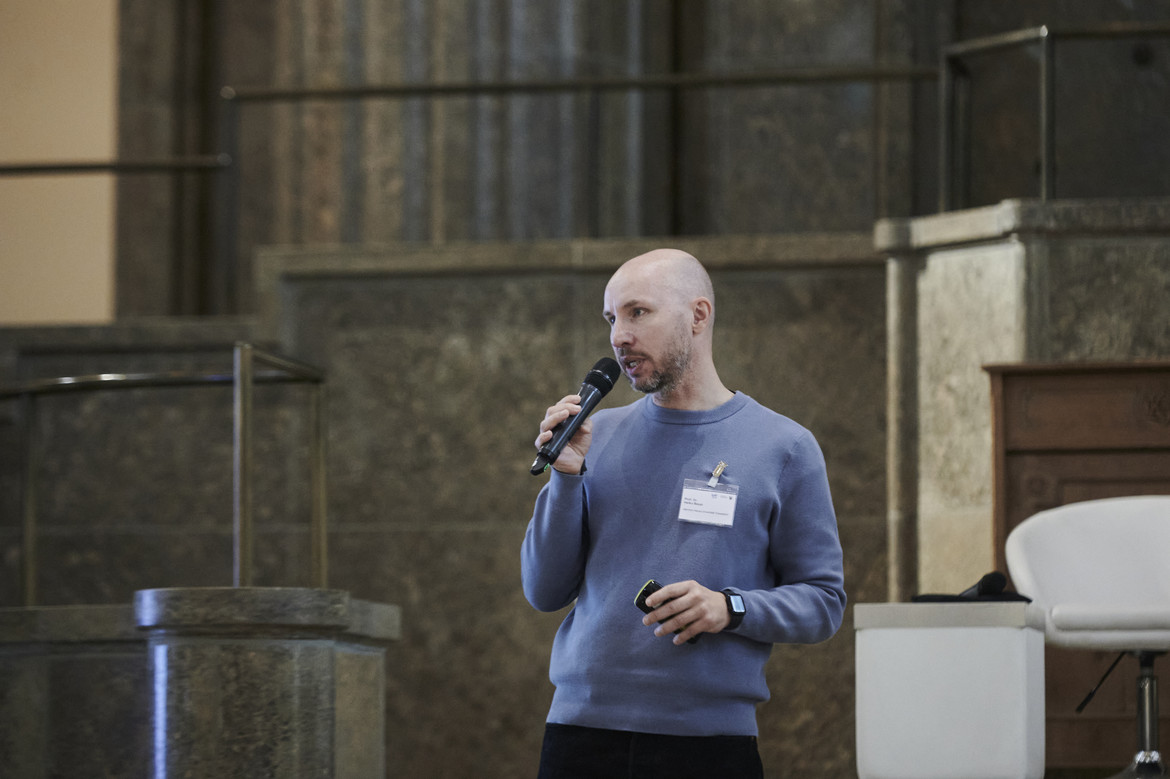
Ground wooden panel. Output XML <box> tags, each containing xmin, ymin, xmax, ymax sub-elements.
<box><xmin>996</xmin><ymin>450</ymin><xmax>1170</xmax><ymax>573</ymax></box>
<box><xmin>1000</xmin><ymin>369</ymin><xmax>1170</xmax><ymax>451</ymax></box>
<box><xmin>986</xmin><ymin>362</ymin><xmax>1170</xmax><ymax>769</ymax></box>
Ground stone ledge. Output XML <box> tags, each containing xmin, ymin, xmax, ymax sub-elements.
<box><xmin>134</xmin><ymin>586</ymin><xmax>401</xmax><ymax>642</ymax></box>
<box><xmin>0</xmin><ymin>603</ymin><xmax>138</xmax><ymax>643</ymax></box>
<box><xmin>875</xmin><ymin>197</ymin><xmax>1170</xmax><ymax>253</ymax></box>
<box><xmin>252</xmin><ymin>233</ymin><xmax>882</xmax><ymax>341</ymax></box>
<box><xmin>0</xmin><ymin>588</ymin><xmax>403</xmax><ymax>644</ymax></box>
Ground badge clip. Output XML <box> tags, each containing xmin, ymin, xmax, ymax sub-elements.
<box><xmin>708</xmin><ymin>461</ymin><xmax>727</xmax><ymax>487</ymax></box>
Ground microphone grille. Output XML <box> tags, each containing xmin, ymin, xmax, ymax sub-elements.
<box><xmin>583</xmin><ymin>358</ymin><xmax>621</xmax><ymax>392</ymax></box>
<box><xmin>979</xmin><ymin>571</ymin><xmax>1007</xmax><ymax>595</ymax></box>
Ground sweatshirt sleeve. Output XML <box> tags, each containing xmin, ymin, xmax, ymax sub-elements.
<box><xmin>521</xmin><ymin>469</ymin><xmax>590</xmax><ymax>612</ymax></box>
<box><xmin>734</xmin><ymin>431</ymin><xmax>847</xmax><ymax>645</ymax></box>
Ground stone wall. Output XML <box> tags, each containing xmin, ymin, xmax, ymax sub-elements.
<box><xmin>113</xmin><ymin>2</ymin><xmax>1170</xmax><ymax>317</ymax></box>
<box><xmin>114</xmin><ymin>0</ymin><xmax>923</xmax><ymax>316</ymax></box>
<box><xmin>1</xmin><ymin>233</ymin><xmax>886</xmax><ymax>776</ymax></box>
<box><xmin>254</xmin><ymin>235</ymin><xmax>886</xmax><ymax>776</ymax></box>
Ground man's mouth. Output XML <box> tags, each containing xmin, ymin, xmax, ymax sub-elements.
<box><xmin>620</xmin><ymin>355</ymin><xmax>645</xmax><ymax>374</ymax></box>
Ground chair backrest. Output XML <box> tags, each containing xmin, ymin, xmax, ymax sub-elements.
<box><xmin>1005</xmin><ymin>495</ymin><xmax>1170</xmax><ymax>609</ymax></box>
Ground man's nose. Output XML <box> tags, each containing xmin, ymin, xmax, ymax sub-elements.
<box><xmin>610</xmin><ymin>322</ymin><xmax>632</xmax><ymax>350</ymax></box>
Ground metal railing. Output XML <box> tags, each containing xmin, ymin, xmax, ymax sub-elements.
<box><xmin>0</xmin><ymin>344</ymin><xmax>327</xmax><ymax>606</ymax></box>
<box><xmin>0</xmin><ymin>155</ymin><xmax>230</xmax><ymax>177</ymax></box>
<box><xmin>940</xmin><ymin>21</ymin><xmax>1170</xmax><ymax>211</ymax></box>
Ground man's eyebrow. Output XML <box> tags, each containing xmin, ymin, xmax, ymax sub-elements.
<box><xmin>602</xmin><ymin>299</ymin><xmax>643</xmax><ymax>319</ymax></box>
<box><xmin>603</xmin><ymin>299</ymin><xmax>631</xmax><ymax>318</ymax></box>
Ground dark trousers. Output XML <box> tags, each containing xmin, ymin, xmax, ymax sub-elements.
<box><xmin>538</xmin><ymin>723</ymin><xmax>764</xmax><ymax>779</ymax></box>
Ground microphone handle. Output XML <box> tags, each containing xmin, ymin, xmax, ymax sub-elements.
<box><xmin>530</xmin><ymin>382</ymin><xmax>606</xmax><ymax>475</ymax></box>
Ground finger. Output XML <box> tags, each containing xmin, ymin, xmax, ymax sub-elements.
<box><xmin>647</xmin><ymin>599</ymin><xmax>691</xmax><ymax>632</ymax></box>
<box><xmin>539</xmin><ymin>404</ymin><xmax>580</xmax><ymax>434</ymax></box>
<box><xmin>673</xmin><ymin>623</ymin><xmax>702</xmax><ymax>645</ymax></box>
<box><xmin>654</xmin><ymin>607</ymin><xmax>692</xmax><ymax>636</ymax></box>
<box><xmin>545</xmin><ymin>394</ymin><xmax>582</xmax><ymax>418</ymax></box>
<box><xmin>656</xmin><ymin>613</ymin><xmax>700</xmax><ymax>643</ymax></box>
<box><xmin>644</xmin><ymin>582</ymin><xmax>686</xmax><ymax>610</ymax></box>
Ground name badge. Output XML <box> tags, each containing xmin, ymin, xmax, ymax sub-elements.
<box><xmin>678</xmin><ymin>479</ymin><xmax>739</xmax><ymax>527</ymax></box>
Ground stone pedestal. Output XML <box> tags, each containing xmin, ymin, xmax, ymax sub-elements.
<box><xmin>0</xmin><ymin>588</ymin><xmax>400</xmax><ymax>778</ymax></box>
<box><xmin>878</xmin><ymin>198</ymin><xmax>1170</xmax><ymax>597</ymax></box>
<box><xmin>137</xmin><ymin>587</ymin><xmax>400</xmax><ymax>779</ymax></box>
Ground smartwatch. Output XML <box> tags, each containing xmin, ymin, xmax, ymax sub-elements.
<box><xmin>722</xmin><ymin>589</ymin><xmax>746</xmax><ymax>630</ymax></box>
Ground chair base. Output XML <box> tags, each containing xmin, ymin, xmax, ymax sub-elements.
<box><xmin>1106</xmin><ymin>751</ymin><xmax>1166</xmax><ymax>778</ymax></box>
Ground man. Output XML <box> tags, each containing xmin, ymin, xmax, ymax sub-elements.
<box><xmin>522</xmin><ymin>249</ymin><xmax>846</xmax><ymax>778</ymax></box>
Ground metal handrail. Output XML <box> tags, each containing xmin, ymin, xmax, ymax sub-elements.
<box><xmin>0</xmin><ymin>155</ymin><xmax>231</xmax><ymax>177</ymax></box>
<box><xmin>0</xmin><ymin>343</ymin><xmax>327</xmax><ymax>606</ymax></box>
<box><xmin>221</xmin><ymin>65</ymin><xmax>939</xmax><ymax>103</ymax></box>
<box><xmin>940</xmin><ymin>21</ymin><xmax>1170</xmax><ymax>211</ymax></box>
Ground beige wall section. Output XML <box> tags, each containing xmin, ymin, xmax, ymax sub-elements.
<box><xmin>0</xmin><ymin>0</ymin><xmax>118</xmax><ymax>324</ymax></box>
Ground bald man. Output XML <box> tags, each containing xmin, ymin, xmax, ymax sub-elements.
<box><xmin>522</xmin><ymin>250</ymin><xmax>846</xmax><ymax>778</ymax></box>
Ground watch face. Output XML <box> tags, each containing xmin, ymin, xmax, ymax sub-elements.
<box><xmin>729</xmin><ymin>593</ymin><xmax>745</xmax><ymax>613</ymax></box>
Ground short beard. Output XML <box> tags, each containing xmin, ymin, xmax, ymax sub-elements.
<box><xmin>631</xmin><ymin>336</ymin><xmax>691</xmax><ymax>397</ymax></box>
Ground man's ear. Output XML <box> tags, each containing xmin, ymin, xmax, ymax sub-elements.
<box><xmin>692</xmin><ymin>298</ymin><xmax>713</xmax><ymax>334</ymax></box>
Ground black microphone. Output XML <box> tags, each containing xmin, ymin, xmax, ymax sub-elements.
<box><xmin>530</xmin><ymin>358</ymin><xmax>621</xmax><ymax>476</ymax></box>
<box><xmin>959</xmin><ymin>571</ymin><xmax>1007</xmax><ymax>599</ymax></box>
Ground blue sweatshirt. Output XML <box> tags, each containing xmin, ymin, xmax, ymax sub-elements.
<box><xmin>521</xmin><ymin>392</ymin><xmax>846</xmax><ymax>737</ymax></box>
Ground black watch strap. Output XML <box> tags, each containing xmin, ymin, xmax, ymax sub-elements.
<box><xmin>722</xmin><ymin>589</ymin><xmax>746</xmax><ymax>630</ymax></box>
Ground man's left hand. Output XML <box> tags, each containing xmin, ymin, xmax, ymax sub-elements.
<box><xmin>642</xmin><ymin>579</ymin><xmax>730</xmax><ymax>645</ymax></box>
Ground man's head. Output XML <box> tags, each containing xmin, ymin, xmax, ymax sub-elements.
<box><xmin>602</xmin><ymin>249</ymin><xmax>719</xmax><ymax>405</ymax></box>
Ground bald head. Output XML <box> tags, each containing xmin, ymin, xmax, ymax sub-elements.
<box><xmin>608</xmin><ymin>249</ymin><xmax>715</xmax><ymax>319</ymax></box>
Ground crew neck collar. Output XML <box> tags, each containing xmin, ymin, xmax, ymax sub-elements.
<box><xmin>639</xmin><ymin>391</ymin><xmax>748</xmax><ymax>425</ymax></box>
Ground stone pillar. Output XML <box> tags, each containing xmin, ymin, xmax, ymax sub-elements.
<box><xmin>136</xmin><ymin>587</ymin><xmax>400</xmax><ymax>779</ymax></box>
<box><xmin>884</xmin><ymin>252</ymin><xmax>920</xmax><ymax>602</ymax></box>
<box><xmin>877</xmin><ymin>197</ymin><xmax>1170</xmax><ymax>595</ymax></box>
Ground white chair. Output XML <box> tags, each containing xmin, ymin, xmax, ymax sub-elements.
<box><xmin>1006</xmin><ymin>495</ymin><xmax>1170</xmax><ymax>778</ymax></box>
